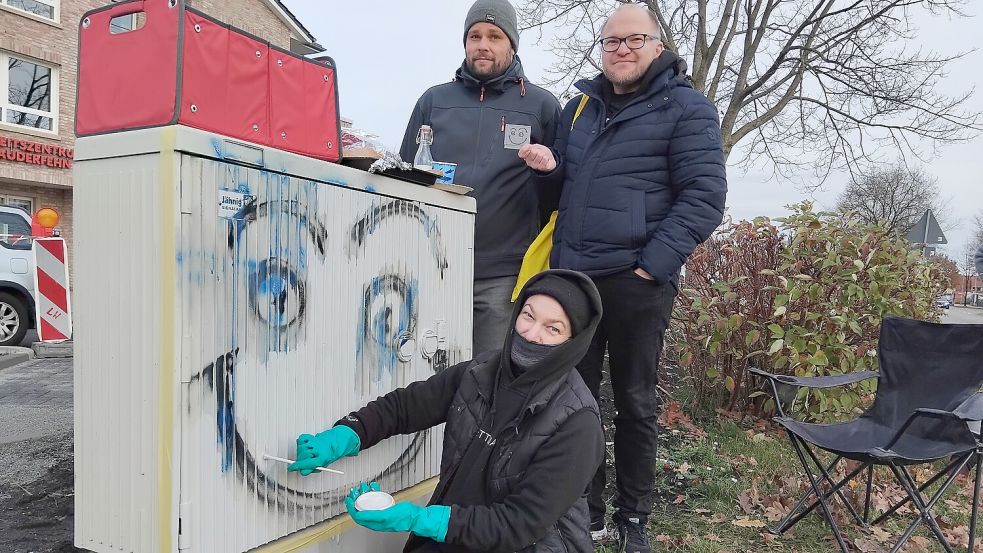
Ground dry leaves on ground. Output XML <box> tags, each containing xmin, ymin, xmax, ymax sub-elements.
<box><xmin>732</xmin><ymin>516</ymin><xmax>768</xmax><ymax>528</ymax></box>
<box><xmin>660</xmin><ymin>401</ymin><xmax>709</xmax><ymax>439</ymax></box>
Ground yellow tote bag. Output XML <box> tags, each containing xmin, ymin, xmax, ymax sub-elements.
<box><xmin>511</xmin><ymin>211</ymin><xmax>558</xmax><ymax>301</ymax></box>
<box><xmin>511</xmin><ymin>95</ymin><xmax>590</xmax><ymax>301</ymax></box>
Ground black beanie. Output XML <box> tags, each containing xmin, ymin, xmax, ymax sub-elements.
<box><xmin>523</xmin><ymin>274</ymin><xmax>594</xmax><ymax>335</ymax></box>
<box><xmin>464</xmin><ymin>0</ymin><xmax>519</xmax><ymax>53</ymax></box>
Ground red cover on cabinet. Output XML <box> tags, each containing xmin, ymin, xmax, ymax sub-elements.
<box><xmin>76</xmin><ymin>0</ymin><xmax>341</xmax><ymax>163</ymax></box>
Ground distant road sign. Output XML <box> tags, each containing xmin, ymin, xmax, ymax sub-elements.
<box><xmin>907</xmin><ymin>209</ymin><xmax>947</xmax><ymax>247</ymax></box>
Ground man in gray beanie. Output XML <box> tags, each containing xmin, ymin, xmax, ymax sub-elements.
<box><xmin>463</xmin><ymin>0</ymin><xmax>520</xmax><ymax>56</ymax></box>
<box><xmin>400</xmin><ymin>0</ymin><xmax>562</xmax><ymax>359</ymax></box>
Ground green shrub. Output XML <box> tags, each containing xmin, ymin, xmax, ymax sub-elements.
<box><xmin>674</xmin><ymin>202</ymin><xmax>943</xmax><ymax>420</ymax></box>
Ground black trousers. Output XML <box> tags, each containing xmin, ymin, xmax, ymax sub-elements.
<box><xmin>577</xmin><ymin>269</ymin><xmax>676</xmax><ymax>521</ymax></box>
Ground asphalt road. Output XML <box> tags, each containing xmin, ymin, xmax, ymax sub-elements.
<box><xmin>942</xmin><ymin>305</ymin><xmax>983</xmax><ymax>324</ymax></box>
<box><xmin>0</xmin><ymin>356</ymin><xmax>77</xmax><ymax>553</ymax></box>
<box><xmin>0</xmin><ymin>357</ymin><xmax>73</xmax><ymax>484</ymax></box>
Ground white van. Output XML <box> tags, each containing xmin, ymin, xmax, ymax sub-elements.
<box><xmin>0</xmin><ymin>205</ymin><xmax>37</xmax><ymax>346</ymax></box>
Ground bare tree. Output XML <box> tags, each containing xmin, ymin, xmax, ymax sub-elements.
<box><xmin>971</xmin><ymin>210</ymin><xmax>983</xmax><ymax>248</ymax></box>
<box><xmin>929</xmin><ymin>253</ymin><xmax>959</xmax><ymax>290</ymax></box>
<box><xmin>835</xmin><ymin>162</ymin><xmax>950</xmax><ymax>236</ymax></box>
<box><xmin>957</xmin><ymin>241</ymin><xmax>978</xmax><ymax>304</ymax></box>
<box><xmin>516</xmin><ymin>0</ymin><xmax>980</xmax><ymax>183</ymax></box>
<box><xmin>960</xmin><ymin>243</ymin><xmax>978</xmax><ymax>275</ymax></box>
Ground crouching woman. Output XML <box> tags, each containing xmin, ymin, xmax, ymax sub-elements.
<box><xmin>289</xmin><ymin>269</ymin><xmax>604</xmax><ymax>552</ymax></box>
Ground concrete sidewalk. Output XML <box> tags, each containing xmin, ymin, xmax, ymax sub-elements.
<box><xmin>944</xmin><ymin>305</ymin><xmax>983</xmax><ymax>325</ymax></box>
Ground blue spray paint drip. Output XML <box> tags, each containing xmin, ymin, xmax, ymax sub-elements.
<box><xmin>364</xmin><ymin>185</ymin><xmax>376</xmax><ymax>193</ymax></box>
<box><xmin>210</xmin><ymin>137</ymin><xmax>224</xmax><ymax>159</ymax></box>
<box><xmin>219</xmin><ymin>398</ymin><xmax>234</xmax><ymax>470</ymax></box>
<box><xmin>296</xmin><ymin>185</ymin><xmax>308</xmax><ymax>271</ymax></box>
<box><xmin>370</xmin><ymin>295</ymin><xmax>392</xmax><ymax>378</ymax></box>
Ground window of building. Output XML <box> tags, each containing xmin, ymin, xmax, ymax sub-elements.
<box><xmin>2</xmin><ymin>0</ymin><xmax>58</xmax><ymax>22</ymax></box>
<box><xmin>1</xmin><ymin>52</ymin><xmax>58</xmax><ymax>133</ymax></box>
<box><xmin>1</xmin><ymin>196</ymin><xmax>34</xmax><ymax>215</ymax></box>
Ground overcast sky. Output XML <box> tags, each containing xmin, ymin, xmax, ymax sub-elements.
<box><xmin>284</xmin><ymin>1</ymin><xmax>982</xmax><ymax>260</ymax></box>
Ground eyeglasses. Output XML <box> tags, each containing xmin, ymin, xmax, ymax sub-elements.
<box><xmin>598</xmin><ymin>34</ymin><xmax>660</xmax><ymax>53</ymax></box>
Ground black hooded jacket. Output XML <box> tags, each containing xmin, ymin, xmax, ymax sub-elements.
<box><xmin>336</xmin><ymin>270</ymin><xmax>605</xmax><ymax>553</ymax></box>
<box><xmin>399</xmin><ymin>58</ymin><xmax>562</xmax><ymax>280</ymax></box>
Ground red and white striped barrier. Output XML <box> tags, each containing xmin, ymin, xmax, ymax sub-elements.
<box><xmin>32</xmin><ymin>238</ymin><xmax>72</xmax><ymax>342</ymax></box>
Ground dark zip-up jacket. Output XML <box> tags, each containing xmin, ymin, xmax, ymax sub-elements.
<box><xmin>399</xmin><ymin>59</ymin><xmax>561</xmax><ymax>280</ymax></box>
<box><xmin>337</xmin><ymin>270</ymin><xmax>605</xmax><ymax>553</ymax></box>
<box><xmin>542</xmin><ymin>52</ymin><xmax>727</xmax><ymax>288</ymax></box>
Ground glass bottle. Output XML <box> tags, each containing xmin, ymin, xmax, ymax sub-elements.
<box><xmin>414</xmin><ymin>125</ymin><xmax>434</xmax><ymax>171</ymax></box>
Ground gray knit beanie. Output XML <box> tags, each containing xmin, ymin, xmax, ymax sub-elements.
<box><xmin>464</xmin><ymin>0</ymin><xmax>519</xmax><ymax>52</ymax></box>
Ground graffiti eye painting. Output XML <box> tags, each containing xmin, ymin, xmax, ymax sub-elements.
<box><xmin>176</xmin><ymin>157</ymin><xmax>472</xmax><ymax>552</ymax></box>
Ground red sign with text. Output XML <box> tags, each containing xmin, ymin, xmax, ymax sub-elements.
<box><xmin>0</xmin><ymin>136</ymin><xmax>73</xmax><ymax>169</ymax></box>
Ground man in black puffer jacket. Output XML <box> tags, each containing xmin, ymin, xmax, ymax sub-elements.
<box><xmin>520</xmin><ymin>5</ymin><xmax>727</xmax><ymax>552</ymax></box>
<box><xmin>288</xmin><ymin>270</ymin><xmax>604</xmax><ymax>552</ymax></box>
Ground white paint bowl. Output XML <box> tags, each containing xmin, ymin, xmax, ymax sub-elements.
<box><xmin>354</xmin><ymin>490</ymin><xmax>395</xmax><ymax>511</ymax></box>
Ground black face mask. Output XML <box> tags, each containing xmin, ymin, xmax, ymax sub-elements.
<box><xmin>510</xmin><ymin>333</ymin><xmax>558</xmax><ymax>374</ymax></box>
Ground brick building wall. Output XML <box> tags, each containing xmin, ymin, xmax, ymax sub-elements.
<box><xmin>955</xmin><ymin>274</ymin><xmax>983</xmax><ymax>302</ymax></box>
<box><xmin>0</xmin><ymin>0</ymin><xmax>100</xmax><ymax>269</ymax></box>
<box><xmin>187</xmin><ymin>0</ymin><xmax>294</xmax><ymax>50</ymax></box>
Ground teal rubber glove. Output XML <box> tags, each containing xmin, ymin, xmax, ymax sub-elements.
<box><xmin>287</xmin><ymin>425</ymin><xmax>361</xmax><ymax>476</ymax></box>
<box><xmin>346</xmin><ymin>482</ymin><xmax>450</xmax><ymax>543</ymax></box>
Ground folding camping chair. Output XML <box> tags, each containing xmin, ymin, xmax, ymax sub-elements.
<box><xmin>750</xmin><ymin>316</ymin><xmax>983</xmax><ymax>552</ymax></box>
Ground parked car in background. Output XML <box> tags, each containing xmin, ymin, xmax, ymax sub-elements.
<box><xmin>964</xmin><ymin>292</ymin><xmax>983</xmax><ymax>308</ymax></box>
<box><xmin>0</xmin><ymin>205</ymin><xmax>37</xmax><ymax>346</ymax></box>
<box><xmin>0</xmin><ymin>205</ymin><xmax>64</xmax><ymax>346</ymax></box>
<box><xmin>935</xmin><ymin>293</ymin><xmax>954</xmax><ymax>309</ymax></box>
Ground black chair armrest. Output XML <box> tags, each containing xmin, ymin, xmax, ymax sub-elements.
<box><xmin>883</xmin><ymin>407</ymin><xmax>977</xmax><ymax>451</ymax></box>
<box><xmin>913</xmin><ymin>408</ymin><xmax>963</xmax><ymax>419</ymax></box>
<box><xmin>748</xmin><ymin>367</ymin><xmax>878</xmax><ymax>418</ymax></box>
<box><xmin>748</xmin><ymin>367</ymin><xmax>878</xmax><ymax>388</ymax></box>
<box><xmin>953</xmin><ymin>393</ymin><xmax>983</xmax><ymax>422</ymax></box>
